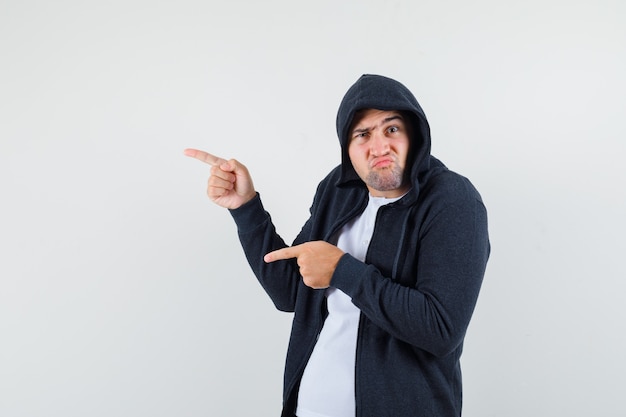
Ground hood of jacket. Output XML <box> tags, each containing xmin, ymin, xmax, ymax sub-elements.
<box><xmin>335</xmin><ymin>74</ymin><xmax>432</xmax><ymax>193</ymax></box>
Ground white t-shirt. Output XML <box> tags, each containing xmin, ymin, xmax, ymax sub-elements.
<box><xmin>296</xmin><ymin>194</ymin><xmax>401</xmax><ymax>417</ymax></box>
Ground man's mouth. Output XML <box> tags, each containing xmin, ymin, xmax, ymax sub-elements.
<box><xmin>371</xmin><ymin>157</ymin><xmax>393</xmax><ymax>169</ymax></box>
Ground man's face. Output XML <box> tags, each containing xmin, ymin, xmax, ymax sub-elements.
<box><xmin>348</xmin><ymin>109</ymin><xmax>411</xmax><ymax>198</ymax></box>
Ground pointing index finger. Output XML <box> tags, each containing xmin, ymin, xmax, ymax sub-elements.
<box><xmin>183</xmin><ymin>148</ymin><xmax>227</xmax><ymax>167</ymax></box>
<box><xmin>264</xmin><ymin>246</ymin><xmax>300</xmax><ymax>263</ymax></box>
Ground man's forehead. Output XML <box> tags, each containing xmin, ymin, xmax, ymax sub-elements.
<box><xmin>351</xmin><ymin>109</ymin><xmax>404</xmax><ymax>129</ymax></box>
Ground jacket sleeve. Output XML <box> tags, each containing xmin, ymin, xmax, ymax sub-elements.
<box><xmin>330</xmin><ymin>193</ymin><xmax>490</xmax><ymax>357</ymax></box>
<box><xmin>229</xmin><ymin>193</ymin><xmax>310</xmax><ymax>312</ymax></box>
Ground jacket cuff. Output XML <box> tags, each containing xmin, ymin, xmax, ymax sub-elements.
<box><xmin>228</xmin><ymin>193</ymin><xmax>268</xmax><ymax>233</ymax></box>
<box><xmin>330</xmin><ymin>253</ymin><xmax>368</xmax><ymax>297</ymax></box>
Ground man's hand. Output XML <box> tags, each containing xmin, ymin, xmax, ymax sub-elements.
<box><xmin>184</xmin><ymin>148</ymin><xmax>256</xmax><ymax>209</ymax></box>
<box><xmin>264</xmin><ymin>241</ymin><xmax>345</xmax><ymax>289</ymax></box>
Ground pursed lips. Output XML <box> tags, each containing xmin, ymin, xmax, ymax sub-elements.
<box><xmin>370</xmin><ymin>156</ymin><xmax>394</xmax><ymax>169</ymax></box>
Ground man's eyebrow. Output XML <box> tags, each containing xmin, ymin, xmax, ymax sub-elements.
<box><xmin>352</xmin><ymin>126</ymin><xmax>370</xmax><ymax>134</ymax></box>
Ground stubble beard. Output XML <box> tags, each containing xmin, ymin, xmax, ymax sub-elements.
<box><xmin>365</xmin><ymin>164</ymin><xmax>405</xmax><ymax>192</ymax></box>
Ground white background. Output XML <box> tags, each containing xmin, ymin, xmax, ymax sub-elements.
<box><xmin>1</xmin><ymin>0</ymin><xmax>625</xmax><ymax>416</ymax></box>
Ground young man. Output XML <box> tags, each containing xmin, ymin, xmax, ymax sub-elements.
<box><xmin>185</xmin><ymin>74</ymin><xmax>490</xmax><ymax>417</ymax></box>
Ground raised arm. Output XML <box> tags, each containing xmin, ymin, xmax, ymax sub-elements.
<box><xmin>185</xmin><ymin>148</ymin><xmax>304</xmax><ymax>311</ymax></box>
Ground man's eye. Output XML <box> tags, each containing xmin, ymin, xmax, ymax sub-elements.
<box><xmin>388</xmin><ymin>126</ymin><xmax>399</xmax><ymax>133</ymax></box>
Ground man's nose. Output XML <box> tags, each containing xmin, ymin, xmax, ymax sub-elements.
<box><xmin>370</xmin><ymin>131</ymin><xmax>390</xmax><ymax>156</ymax></box>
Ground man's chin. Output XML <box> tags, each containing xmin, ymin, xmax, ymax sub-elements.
<box><xmin>366</xmin><ymin>174</ymin><xmax>403</xmax><ymax>192</ymax></box>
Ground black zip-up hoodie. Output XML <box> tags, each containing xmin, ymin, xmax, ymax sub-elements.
<box><xmin>230</xmin><ymin>74</ymin><xmax>490</xmax><ymax>416</ymax></box>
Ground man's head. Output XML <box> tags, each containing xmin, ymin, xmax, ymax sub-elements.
<box><xmin>348</xmin><ymin>109</ymin><xmax>411</xmax><ymax>198</ymax></box>
<box><xmin>335</xmin><ymin>75</ymin><xmax>432</xmax><ymax>190</ymax></box>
